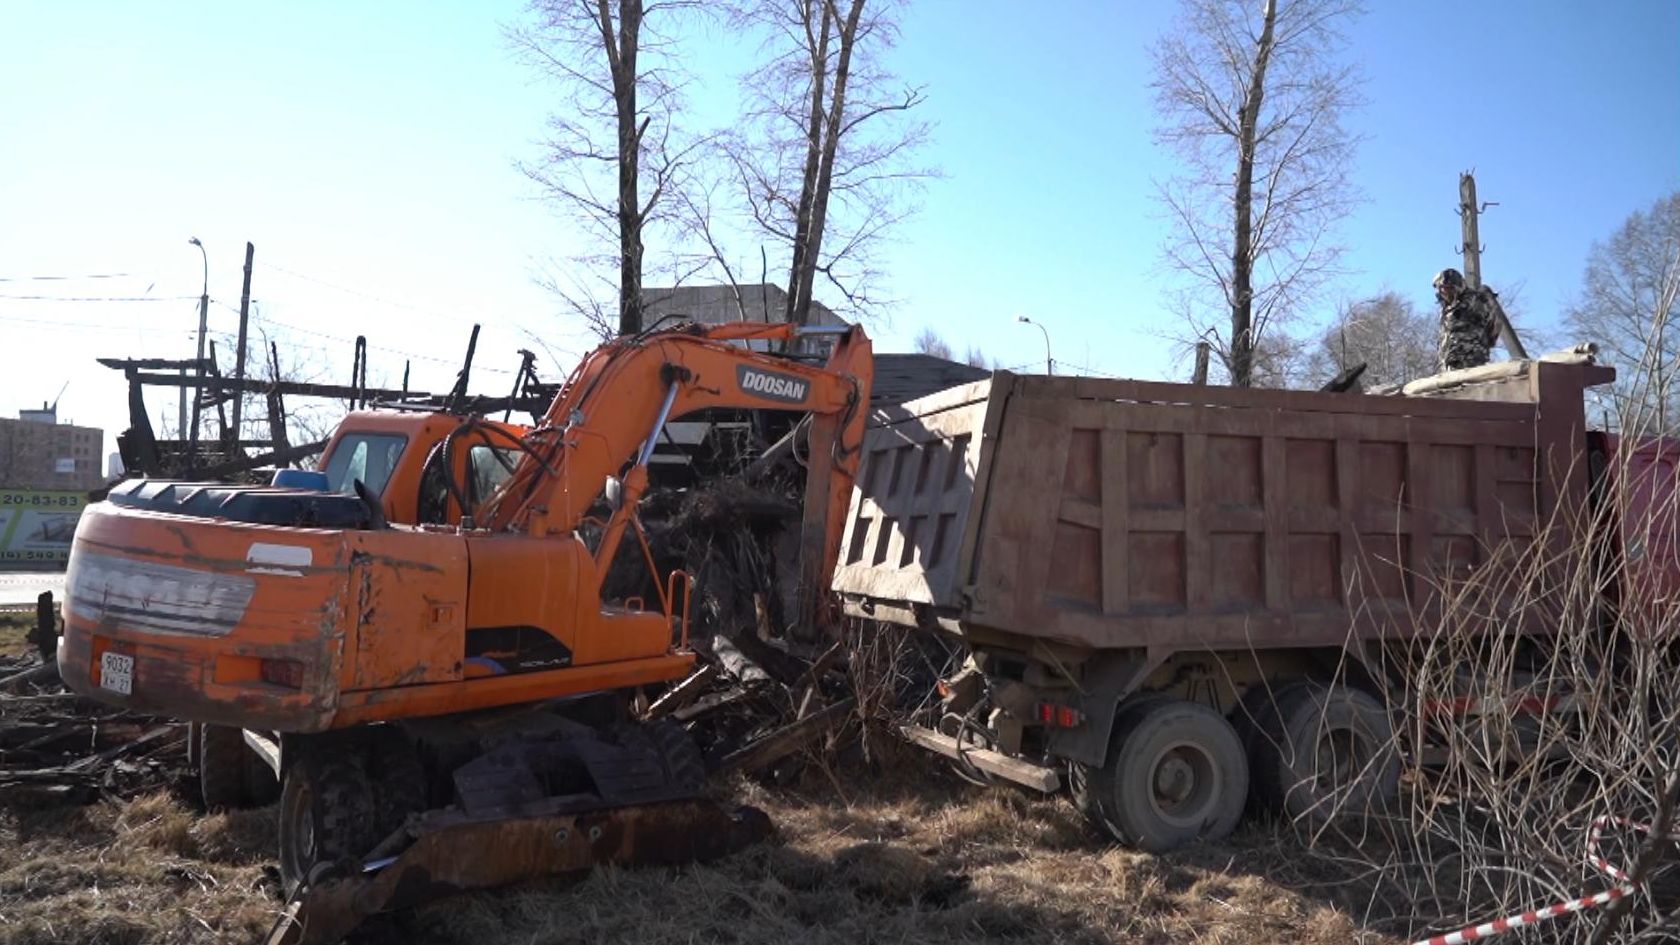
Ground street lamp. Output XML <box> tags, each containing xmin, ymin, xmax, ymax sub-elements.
<box><xmin>187</xmin><ymin>238</ymin><xmax>209</xmax><ymax>451</ymax></box>
<box><xmin>1016</xmin><ymin>315</ymin><xmax>1053</xmax><ymax>375</ymax></box>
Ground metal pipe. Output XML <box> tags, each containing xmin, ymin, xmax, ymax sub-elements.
<box><xmin>637</xmin><ymin>381</ymin><xmax>681</xmax><ymax>468</ymax></box>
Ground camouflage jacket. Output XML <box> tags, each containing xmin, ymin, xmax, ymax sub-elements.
<box><xmin>1438</xmin><ymin>287</ymin><xmax>1504</xmax><ymax>371</ymax></box>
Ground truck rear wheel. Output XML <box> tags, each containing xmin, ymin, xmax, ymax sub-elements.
<box><xmin>278</xmin><ymin>750</ymin><xmax>379</xmax><ymax>897</ymax></box>
<box><xmin>1089</xmin><ymin>699</ymin><xmax>1247</xmax><ymax>852</ymax></box>
<box><xmin>1248</xmin><ymin>682</ymin><xmax>1399</xmax><ymax>823</ymax></box>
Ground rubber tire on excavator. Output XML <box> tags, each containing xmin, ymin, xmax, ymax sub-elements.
<box><xmin>199</xmin><ymin>724</ymin><xmax>252</xmax><ymax>811</ymax></box>
<box><xmin>278</xmin><ymin>749</ymin><xmax>380</xmax><ymax>898</ymax></box>
<box><xmin>365</xmin><ymin>732</ymin><xmax>429</xmax><ymax>847</ymax></box>
<box><xmin>645</xmin><ymin>720</ymin><xmax>707</xmax><ymax>794</ymax></box>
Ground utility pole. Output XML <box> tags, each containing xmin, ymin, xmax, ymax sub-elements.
<box><xmin>230</xmin><ymin>242</ymin><xmax>254</xmax><ymax>448</ymax></box>
<box><xmin>1457</xmin><ymin>173</ymin><xmax>1528</xmax><ymax>359</ymax></box>
<box><xmin>188</xmin><ymin>238</ymin><xmax>209</xmax><ymax>453</ymax></box>
<box><xmin>1458</xmin><ymin>172</ymin><xmax>1485</xmax><ymax>290</ymax></box>
<box><xmin>177</xmin><ymin>361</ymin><xmax>188</xmax><ymax>438</ymax></box>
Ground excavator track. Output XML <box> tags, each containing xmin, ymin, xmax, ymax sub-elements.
<box><xmin>266</xmin><ymin>717</ymin><xmax>767</xmax><ymax>943</ymax></box>
<box><xmin>266</xmin><ymin>798</ymin><xmax>771</xmax><ymax>945</ymax></box>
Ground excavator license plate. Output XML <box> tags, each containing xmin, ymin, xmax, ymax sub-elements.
<box><xmin>100</xmin><ymin>651</ymin><xmax>134</xmax><ymax>695</ymax></box>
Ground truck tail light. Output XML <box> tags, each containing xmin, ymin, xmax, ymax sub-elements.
<box><xmin>260</xmin><ymin>659</ymin><xmax>305</xmax><ymax>689</ymax></box>
<box><xmin>1035</xmin><ymin>702</ymin><xmax>1083</xmax><ymax>728</ymax></box>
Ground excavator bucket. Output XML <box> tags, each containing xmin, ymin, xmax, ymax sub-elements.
<box><xmin>265</xmin><ymin>799</ymin><xmax>772</xmax><ymax>945</ymax></box>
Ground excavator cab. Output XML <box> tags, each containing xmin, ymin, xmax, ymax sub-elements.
<box><xmin>313</xmin><ymin>411</ymin><xmax>528</xmax><ymax>526</ymax></box>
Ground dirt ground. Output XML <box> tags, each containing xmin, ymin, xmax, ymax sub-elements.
<box><xmin>0</xmin><ymin>748</ymin><xmax>1409</xmax><ymax>945</ymax></box>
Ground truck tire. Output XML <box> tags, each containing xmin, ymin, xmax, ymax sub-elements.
<box><xmin>1067</xmin><ymin>763</ymin><xmax>1104</xmax><ymax>830</ymax></box>
<box><xmin>1070</xmin><ymin>694</ymin><xmax>1170</xmax><ymax>833</ymax></box>
<box><xmin>1089</xmin><ymin>699</ymin><xmax>1247</xmax><ymax>852</ymax></box>
<box><xmin>1230</xmin><ymin>680</ymin><xmax>1312</xmax><ymax>810</ymax></box>
<box><xmin>278</xmin><ymin>750</ymin><xmax>379</xmax><ymax>897</ymax></box>
<box><xmin>1250</xmin><ymin>682</ymin><xmax>1399</xmax><ymax>823</ymax></box>
<box><xmin>199</xmin><ymin>724</ymin><xmax>250</xmax><ymax>810</ymax></box>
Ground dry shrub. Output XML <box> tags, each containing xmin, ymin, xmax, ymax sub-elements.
<box><xmin>1280</xmin><ymin>396</ymin><xmax>1680</xmax><ymax>944</ymax></box>
<box><xmin>833</xmin><ymin>617</ymin><xmax>956</xmax><ymax>763</ymax></box>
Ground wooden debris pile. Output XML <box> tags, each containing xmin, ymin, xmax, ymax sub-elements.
<box><xmin>0</xmin><ymin>607</ymin><xmax>185</xmax><ymax>806</ymax></box>
<box><xmin>611</xmin><ymin>477</ymin><xmax>872</xmax><ymax>781</ymax></box>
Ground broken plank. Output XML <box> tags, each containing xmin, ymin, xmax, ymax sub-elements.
<box><xmin>0</xmin><ymin>768</ymin><xmax>99</xmax><ymax>785</ymax></box>
<box><xmin>0</xmin><ymin>722</ymin><xmax>74</xmax><ymax>749</ymax></box>
<box><xmin>671</xmin><ymin>687</ymin><xmax>758</xmax><ymax>723</ymax></box>
<box><xmin>0</xmin><ymin>660</ymin><xmax>59</xmax><ymax>694</ymax></box>
<box><xmin>710</xmin><ymin>635</ymin><xmax>770</xmax><ymax>686</ymax></box>
<box><xmin>645</xmin><ymin>664</ymin><xmax>718</xmax><ymax>720</ymax></box>
<box><xmin>794</xmin><ymin>640</ymin><xmax>846</xmax><ymax>696</ymax></box>
<box><xmin>64</xmin><ymin>724</ymin><xmax>182</xmax><ymax>772</ymax></box>
<box><xmin>713</xmin><ymin>698</ymin><xmax>855</xmax><ymax>776</ymax></box>
<box><xmin>898</xmin><ymin>724</ymin><xmax>1062</xmax><ymax>793</ymax></box>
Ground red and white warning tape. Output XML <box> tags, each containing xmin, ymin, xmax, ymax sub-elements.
<box><xmin>1412</xmin><ymin>816</ymin><xmax>1678</xmax><ymax>945</ymax></box>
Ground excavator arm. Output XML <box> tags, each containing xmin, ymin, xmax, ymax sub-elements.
<box><xmin>479</xmin><ymin>321</ymin><xmax>872</xmax><ymax>631</ymax></box>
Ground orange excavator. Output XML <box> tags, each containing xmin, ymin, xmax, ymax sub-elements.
<box><xmin>58</xmin><ymin>320</ymin><xmax>872</xmax><ymax>942</ymax></box>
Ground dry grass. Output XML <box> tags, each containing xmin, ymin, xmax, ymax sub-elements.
<box><xmin>0</xmin><ymin>791</ymin><xmax>281</xmax><ymax>944</ymax></box>
<box><xmin>392</xmin><ymin>760</ymin><xmax>1403</xmax><ymax>945</ymax></box>
<box><xmin>0</xmin><ymin>613</ymin><xmax>32</xmax><ymax>660</ymax></box>
<box><xmin>0</xmin><ymin>764</ymin><xmax>1407</xmax><ymax>945</ymax></box>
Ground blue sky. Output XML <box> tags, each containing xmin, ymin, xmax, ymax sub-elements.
<box><xmin>1</xmin><ymin>1</ymin><xmax>1676</xmax><ymax>460</ymax></box>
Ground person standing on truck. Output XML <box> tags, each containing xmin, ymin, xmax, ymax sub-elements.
<box><xmin>1434</xmin><ymin>267</ymin><xmax>1506</xmax><ymax>371</ymax></box>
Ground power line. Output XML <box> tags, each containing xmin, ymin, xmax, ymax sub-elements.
<box><xmin>258</xmin><ymin>260</ymin><xmax>463</xmax><ymax>324</ymax></box>
<box><xmin>0</xmin><ymin>312</ymin><xmax>194</xmax><ymax>334</ymax></box>
<box><xmin>0</xmin><ymin>272</ymin><xmax>133</xmax><ymax>282</ymax></box>
<box><xmin>210</xmin><ymin>300</ymin><xmax>512</xmax><ymax>375</ymax></box>
<box><xmin>0</xmin><ymin>294</ymin><xmax>196</xmax><ymax>302</ymax></box>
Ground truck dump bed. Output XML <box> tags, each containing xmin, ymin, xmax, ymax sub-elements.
<box><xmin>832</xmin><ymin>368</ymin><xmax>1599</xmax><ymax>653</ymax></box>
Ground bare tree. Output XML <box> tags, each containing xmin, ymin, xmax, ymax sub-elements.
<box><xmin>962</xmin><ymin>343</ymin><xmax>993</xmax><ymax>370</ymax></box>
<box><xmin>721</xmin><ymin>0</ymin><xmax>930</xmax><ymax>324</ymax></box>
<box><xmin>912</xmin><ymin>326</ymin><xmax>952</xmax><ymax>360</ymax></box>
<box><xmin>1152</xmin><ymin>0</ymin><xmax>1362</xmax><ymax>387</ymax></box>
<box><xmin>1304</xmin><ymin>291</ymin><xmax>1438</xmax><ymax>388</ymax></box>
<box><xmin>1566</xmin><ymin>191</ymin><xmax>1680</xmax><ymax>434</ymax></box>
<box><xmin>513</xmin><ymin>0</ymin><xmax>703</xmax><ymax>336</ymax></box>
<box><xmin>1248</xmin><ymin>329</ymin><xmax>1312</xmax><ymax>389</ymax></box>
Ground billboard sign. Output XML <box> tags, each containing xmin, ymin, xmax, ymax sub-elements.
<box><xmin>0</xmin><ymin>490</ymin><xmax>87</xmax><ymax>564</ymax></box>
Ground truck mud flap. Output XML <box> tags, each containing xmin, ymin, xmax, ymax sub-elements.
<box><xmin>265</xmin><ymin>799</ymin><xmax>772</xmax><ymax>945</ymax></box>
